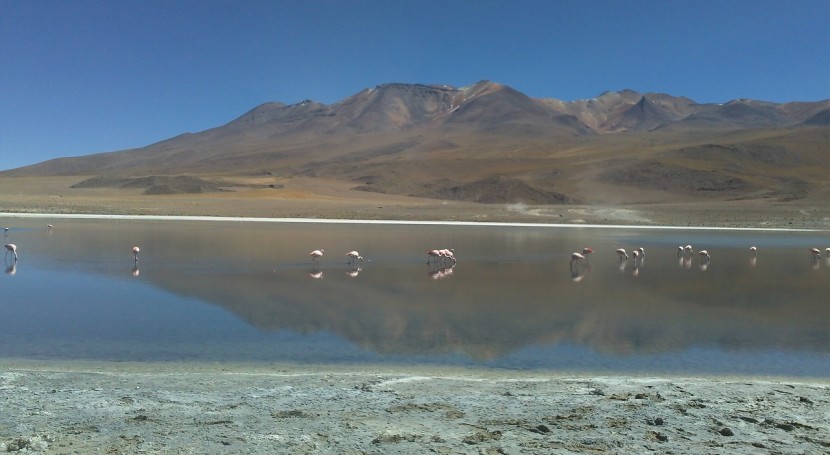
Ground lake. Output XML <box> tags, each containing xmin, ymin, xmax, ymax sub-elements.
<box><xmin>2</xmin><ymin>216</ymin><xmax>829</xmax><ymax>377</ymax></box>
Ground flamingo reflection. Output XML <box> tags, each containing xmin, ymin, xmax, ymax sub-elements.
<box><xmin>309</xmin><ymin>270</ymin><xmax>324</xmax><ymax>279</ymax></box>
<box><xmin>346</xmin><ymin>266</ymin><xmax>362</xmax><ymax>278</ymax></box>
<box><xmin>5</xmin><ymin>262</ymin><xmax>16</xmax><ymax>275</ymax></box>
<box><xmin>132</xmin><ymin>266</ymin><xmax>140</xmax><ymax>277</ymax></box>
<box><xmin>429</xmin><ymin>265</ymin><xmax>455</xmax><ymax>280</ymax></box>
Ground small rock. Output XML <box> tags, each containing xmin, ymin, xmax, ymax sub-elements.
<box><xmin>719</xmin><ymin>427</ymin><xmax>734</xmax><ymax>436</ymax></box>
<box><xmin>775</xmin><ymin>422</ymin><xmax>795</xmax><ymax>432</ymax></box>
<box><xmin>799</xmin><ymin>396</ymin><xmax>814</xmax><ymax>405</ymax></box>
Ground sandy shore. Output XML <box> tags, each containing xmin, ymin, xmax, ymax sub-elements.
<box><xmin>1</xmin><ymin>361</ymin><xmax>827</xmax><ymax>454</ymax></box>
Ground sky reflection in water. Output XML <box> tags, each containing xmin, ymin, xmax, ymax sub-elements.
<box><xmin>1</xmin><ymin>219</ymin><xmax>829</xmax><ymax>376</ymax></box>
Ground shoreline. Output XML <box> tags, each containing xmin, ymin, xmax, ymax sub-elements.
<box><xmin>2</xmin><ymin>359</ymin><xmax>827</xmax><ymax>454</ymax></box>
<box><xmin>3</xmin><ymin>211</ymin><xmax>827</xmax><ymax>232</ymax></box>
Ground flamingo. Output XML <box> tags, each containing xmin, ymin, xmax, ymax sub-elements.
<box><xmin>684</xmin><ymin>245</ymin><xmax>694</xmax><ymax>256</ymax></box>
<box><xmin>638</xmin><ymin>247</ymin><xmax>645</xmax><ymax>257</ymax></box>
<box><xmin>310</xmin><ymin>249</ymin><xmax>325</xmax><ymax>263</ymax></box>
<box><xmin>346</xmin><ymin>250</ymin><xmax>363</xmax><ymax>264</ymax></box>
<box><xmin>4</xmin><ymin>243</ymin><xmax>17</xmax><ymax>261</ymax></box>
<box><xmin>749</xmin><ymin>246</ymin><xmax>757</xmax><ymax>267</ymax></box>
<box><xmin>677</xmin><ymin>246</ymin><xmax>684</xmax><ymax>256</ymax></box>
<box><xmin>616</xmin><ymin>248</ymin><xmax>629</xmax><ymax>260</ymax></box>
<box><xmin>570</xmin><ymin>252</ymin><xmax>586</xmax><ymax>269</ymax></box>
<box><xmin>809</xmin><ymin>248</ymin><xmax>821</xmax><ymax>258</ymax></box>
<box><xmin>750</xmin><ymin>246</ymin><xmax>757</xmax><ymax>254</ymax></box>
<box><xmin>439</xmin><ymin>248</ymin><xmax>456</xmax><ymax>263</ymax></box>
<box><xmin>632</xmin><ymin>249</ymin><xmax>640</xmax><ymax>260</ymax></box>
<box><xmin>699</xmin><ymin>250</ymin><xmax>711</xmax><ymax>261</ymax></box>
<box><xmin>132</xmin><ymin>246</ymin><xmax>140</xmax><ymax>262</ymax></box>
<box><xmin>426</xmin><ymin>249</ymin><xmax>442</xmax><ymax>264</ymax></box>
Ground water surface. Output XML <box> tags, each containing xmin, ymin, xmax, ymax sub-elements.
<box><xmin>2</xmin><ymin>218</ymin><xmax>828</xmax><ymax>376</ymax></box>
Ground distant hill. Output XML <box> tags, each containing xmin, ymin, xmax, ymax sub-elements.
<box><xmin>4</xmin><ymin>80</ymin><xmax>829</xmax><ymax>205</ymax></box>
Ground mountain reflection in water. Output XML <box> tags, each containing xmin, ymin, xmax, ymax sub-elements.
<box><xmin>1</xmin><ymin>218</ymin><xmax>828</xmax><ymax>375</ymax></box>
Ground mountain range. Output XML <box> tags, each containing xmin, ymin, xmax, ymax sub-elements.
<box><xmin>5</xmin><ymin>80</ymin><xmax>829</xmax><ymax>205</ymax></box>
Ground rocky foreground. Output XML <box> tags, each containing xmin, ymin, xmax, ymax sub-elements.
<box><xmin>1</xmin><ymin>361</ymin><xmax>828</xmax><ymax>454</ymax></box>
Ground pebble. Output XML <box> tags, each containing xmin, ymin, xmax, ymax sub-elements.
<box><xmin>719</xmin><ymin>427</ymin><xmax>734</xmax><ymax>436</ymax></box>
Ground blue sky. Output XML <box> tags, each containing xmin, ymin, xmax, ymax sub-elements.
<box><xmin>1</xmin><ymin>0</ymin><xmax>828</xmax><ymax>171</ymax></box>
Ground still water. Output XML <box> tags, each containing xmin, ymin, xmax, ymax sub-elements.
<box><xmin>1</xmin><ymin>218</ymin><xmax>829</xmax><ymax>376</ymax></box>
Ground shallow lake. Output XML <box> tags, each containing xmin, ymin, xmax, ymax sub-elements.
<box><xmin>2</xmin><ymin>217</ymin><xmax>829</xmax><ymax>376</ymax></box>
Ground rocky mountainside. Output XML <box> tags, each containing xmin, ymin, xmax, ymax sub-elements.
<box><xmin>4</xmin><ymin>81</ymin><xmax>829</xmax><ymax>205</ymax></box>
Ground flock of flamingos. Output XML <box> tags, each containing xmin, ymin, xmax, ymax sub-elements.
<box><xmin>3</xmin><ymin>226</ymin><xmax>830</xmax><ymax>280</ymax></box>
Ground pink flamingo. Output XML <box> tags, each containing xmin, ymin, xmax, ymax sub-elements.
<box><xmin>4</xmin><ymin>243</ymin><xmax>17</xmax><ymax>261</ymax></box>
<box><xmin>439</xmin><ymin>248</ymin><xmax>456</xmax><ymax>261</ymax></box>
<box><xmin>699</xmin><ymin>250</ymin><xmax>711</xmax><ymax>261</ymax></box>
<box><xmin>310</xmin><ymin>249</ymin><xmax>325</xmax><ymax>263</ymax></box>
<box><xmin>570</xmin><ymin>252</ymin><xmax>586</xmax><ymax>265</ymax></box>
<box><xmin>632</xmin><ymin>249</ymin><xmax>640</xmax><ymax>259</ymax></box>
<box><xmin>131</xmin><ymin>246</ymin><xmax>140</xmax><ymax>262</ymax></box>
<box><xmin>426</xmin><ymin>249</ymin><xmax>442</xmax><ymax>264</ymax></box>
<box><xmin>616</xmin><ymin>248</ymin><xmax>629</xmax><ymax>260</ymax></box>
<box><xmin>346</xmin><ymin>250</ymin><xmax>363</xmax><ymax>264</ymax></box>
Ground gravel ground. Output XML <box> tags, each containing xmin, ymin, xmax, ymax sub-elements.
<box><xmin>1</xmin><ymin>361</ymin><xmax>828</xmax><ymax>454</ymax></box>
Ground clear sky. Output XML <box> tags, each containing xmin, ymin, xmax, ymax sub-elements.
<box><xmin>1</xmin><ymin>0</ymin><xmax>828</xmax><ymax>171</ymax></box>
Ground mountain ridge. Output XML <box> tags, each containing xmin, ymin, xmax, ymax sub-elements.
<box><xmin>3</xmin><ymin>81</ymin><xmax>829</xmax><ymax>206</ymax></box>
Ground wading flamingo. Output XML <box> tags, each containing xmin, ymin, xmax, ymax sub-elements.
<box><xmin>346</xmin><ymin>250</ymin><xmax>363</xmax><ymax>264</ymax></box>
<box><xmin>809</xmin><ymin>248</ymin><xmax>821</xmax><ymax>258</ymax></box>
<box><xmin>699</xmin><ymin>250</ymin><xmax>711</xmax><ymax>261</ymax></box>
<box><xmin>749</xmin><ymin>246</ymin><xmax>758</xmax><ymax>267</ymax></box>
<box><xmin>310</xmin><ymin>249</ymin><xmax>325</xmax><ymax>263</ymax></box>
<box><xmin>616</xmin><ymin>248</ymin><xmax>629</xmax><ymax>260</ymax></box>
<box><xmin>4</xmin><ymin>243</ymin><xmax>17</xmax><ymax>261</ymax></box>
<box><xmin>439</xmin><ymin>248</ymin><xmax>456</xmax><ymax>264</ymax></box>
<box><xmin>132</xmin><ymin>246</ymin><xmax>140</xmax><ymax>262</ymax></box>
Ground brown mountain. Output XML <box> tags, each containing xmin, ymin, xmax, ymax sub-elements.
<box><xmin>4</xmin><ymin>80</ymin><xmax>829</xmax><ymax>205</ymax></box>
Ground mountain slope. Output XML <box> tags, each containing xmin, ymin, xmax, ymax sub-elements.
<box><xmin>3</xmin><ymin>81</ymin><xmax>828</xmax><ymax>206</ymax></box>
